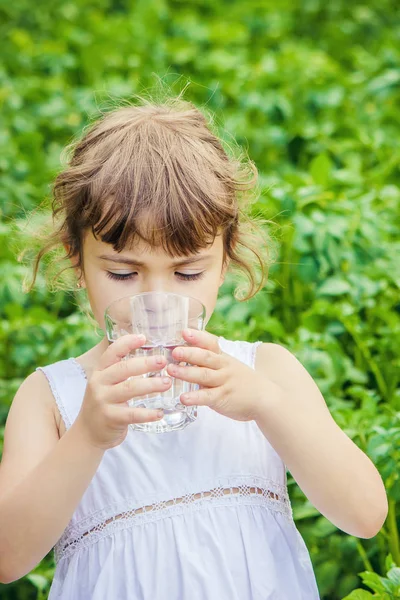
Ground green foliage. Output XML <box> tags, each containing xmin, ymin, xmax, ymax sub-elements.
<box><xmin>1</xmin><ymin>0</ymin><xmax>400</xmax><ymax>599</ymax></box>
<box><xmin>342</xmin><ymin>554</ymin><xmax>400</xmax><ymax>599</ymax></box>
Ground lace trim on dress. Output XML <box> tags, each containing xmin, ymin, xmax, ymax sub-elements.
<box><xmin>36</xmin><ymin>366</ymin><xmax>72</xmax><ymax>430</ymax></box>
<box><xmin>70</xmin><ymin>357</ymin><xmax>88</xmax><ymax>380</ymax></box>
<box><xmin>54</xmin><ymin>475</ymin><xmax>293</xmax><ymax>563</ymax></box>
<box><xmin>250</xmin><ymin>341</ymin><xmax>263</xmax><ymax>370</ymax></box>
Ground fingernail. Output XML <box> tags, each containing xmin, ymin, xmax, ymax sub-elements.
<box><xmin>184</xmin><ymin>328</ymin><xmax>194</xmax><ymax>338</ymax></box>
<box><xmin>162</xmin><ymin>377</ymin><xmax>171</xmax><ymax>384</ymax></box>
<box><xmin>156</xmin><ymin>410</ymin><xmax>164</xmax><ymax>418</ymax></box>
<box><xmin>155</xmin><ymin>355</ymin><xmax>164</xmax><ymax>364</ymax></box>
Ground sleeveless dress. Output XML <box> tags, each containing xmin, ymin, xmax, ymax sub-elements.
<box><xmin>36</xmin><ymin>336</ymin><xmax>320</xmax><ymax>600</ymax></box>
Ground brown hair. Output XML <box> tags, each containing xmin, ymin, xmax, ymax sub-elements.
<box><xmin>19</xmin><ymin>93</ymin><xmax>277</xmax><ymax>301</ymax></box>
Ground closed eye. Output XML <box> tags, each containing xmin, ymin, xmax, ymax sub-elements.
<box><xmin>105</xmin><ymin>272</ymin><xmax>205</xmax><ymax>282</ymax></box>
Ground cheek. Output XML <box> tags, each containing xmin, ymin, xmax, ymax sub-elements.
<box><xmin>196</xmin><ymin>275</ymin><xmax>221</xmax><ymax>324</ymax></box>
<box><xmin>84</xmin><ymin>277</ymin><xmax>117</xmax><ymax>325</ymax></box>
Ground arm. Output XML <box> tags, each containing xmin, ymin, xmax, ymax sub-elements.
<box><xmin>0</xmin><ymin>334</ymin><xmax>169</xmax><ymax>584</ymax></box>
<box><xmin>160</xmin><ymin>328</ymin><xmax>388</xmax><ymax>538</ymax></box>
<box><xmin>254</xmin><ymin>343</ymin><xmax>388</xmax><ymax>539</ymax></box>
<box><xmin>0</xmin><ymin>371</ymin><xmax>105</xmax><ymax>583</ymax></box>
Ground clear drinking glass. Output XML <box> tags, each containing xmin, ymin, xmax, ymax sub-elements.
<box><xmin>104</xmin><ymin>292</ymin><xmax>207</xmax><ymax>433</ymax></box>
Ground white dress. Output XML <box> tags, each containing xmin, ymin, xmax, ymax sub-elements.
<box><xmin>36</xmin><ymin>336</ymin><xmax>320</xmax><ymax>600</ymax></box>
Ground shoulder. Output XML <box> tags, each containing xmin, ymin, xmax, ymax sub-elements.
<box><xmin>0</xmin><ymin>371</ymin><xmax>60</xmax><ymax>493</ymax></box>
<box><xmin>253</xmin><ymin>342</ymin><xmax>290</xmax><ymax>375</ymax></box>
<box><xmin>26</xmin><ymin>364</ymin><xmax>73</xmax><ymax>435</ymax></box>
<box><xmin>16</xmin><ymin>370</ymin><xmax>60</xmax><ymax>429</ymax></box>
<box><xmin>254</xmin><ymin>342</ymin><xmax>317</xmax><ymax>393</ymax></box>
<box><xmin>17</xmin><ymin>369</ymin><xmax>57</xmax><ymax>409</ymax></box>
<box><xmin>254</xmin><ymin>342</ymin><xmax>295</xmax><ymax>365</ymax></box>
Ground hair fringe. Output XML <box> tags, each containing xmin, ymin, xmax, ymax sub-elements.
<box><xmin>19</xmin><ymin>83</ymin><xmax>278</xmax><ymax>303</ymax></box>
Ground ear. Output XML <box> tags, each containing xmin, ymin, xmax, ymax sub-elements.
<box><xmin>63</xmin><ymin>243</ymin><xmax>85</xmax><ymax>288</ymax></box>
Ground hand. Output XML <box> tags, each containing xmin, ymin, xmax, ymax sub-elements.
<box><xmin>167</xmin><ymin>329</ymin><xmax>267</xmax><ymax>422</ymax></box>
<box><xmin>75</xmin><ymin>335</ymin><xmax>172</xmax><ymax>450</ymax></box>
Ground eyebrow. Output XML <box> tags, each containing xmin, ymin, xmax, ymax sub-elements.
<box><xmin>98</xmin><ymin>253</ymin><xmax>213</xmax><ymax>267</ymax></box>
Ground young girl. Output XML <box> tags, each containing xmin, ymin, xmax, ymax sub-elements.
<box><xmin>0</xmin><ymin>97</ymin><xmax>387</xmax><ymax>599</ymax></box>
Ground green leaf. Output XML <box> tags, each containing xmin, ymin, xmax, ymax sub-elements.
<box><xmin>387</xmin><ymin>567</ymin><xmax>400</xmax><ymax>585</ymax></box>
<box><xmin>317</xmin><ymin>278</ymin><xmax>352</xmax><ymax>296</ymax></box>
<box><xmin>367</xmin><ymin>69</ymin><xmax>400</xmax><ymax>94</ymax></box>
<box><xmin>341</xmin><ymin>591</ymin><xmax>374</xmax><ymax>600</ymax></box>
<box><xmin>360</xmin><ymin>571</ymin><xmax>396</xmax><ymax>593</ymax></box>
<box><xmin>309</xmin><ymin>153</ymin><xmax>333</xmax><ymax>186</ymax></box>
<box><xmin>26</xmin><ymin>574</ymin><xmax>48</xmax><ymax>590</ymax></box>
<box><xmin>385</xmin><ymin>554</ymin><xmax>397</xmax><ymax>571</ymax></box>
<box><xmin>292</xmin><ymin>502</ymin><xmax>321</xmax><ymax>520</ymax></box>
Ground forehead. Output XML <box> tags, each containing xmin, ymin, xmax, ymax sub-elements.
<box><xmin>83</xmin><ymin>229</ymin><xmax>224</xmax><ymax>263</ymax></box>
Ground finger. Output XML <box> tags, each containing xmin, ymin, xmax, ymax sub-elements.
<box><xmin>167</xmin><ymin>363</ymin><xmax>223</xmax><ymax>388</ymax></box>
<box><xmin>98</xmin><ymin>335</ymin><xmax>146</xmax><ymax>371</ymax></box>
<box><xmin>180</xmin><ymin>386</ymin><xmax>218</xmax><ymax>407</ymax></box>
<box><xmin>171</xmin><ymin>346</ymin><xmax>225</xmax><ymax>370</ymax></box>
<box><xmin>110</xmin><ymin>374</ymin><xmax>172</xmax><ymax>404</ymax></box>
<box><xmin>182</xmin><ymin>328</ymin><xmax>222</xmax><ymax>355</ymax></box>
<box><xmin>102</xmin><ymin>354</ymin><xmax>167</xmax><ymax>385</ymax></box>
<box><xmin>109</xmin><ymin>404</ymin><xmax>165</xmax><ymax>427</ymax></box>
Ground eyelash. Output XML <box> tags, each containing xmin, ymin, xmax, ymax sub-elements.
<box><xmin>105</xmin><ymin>271</ymin><xmax>205</xmax><ymax>282</ymax></box>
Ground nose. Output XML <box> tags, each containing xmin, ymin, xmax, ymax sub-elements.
<box><xmin>140</xmin><ymin>272</ymin><xmax>173</xmax><ymax>293</ymax></box>
<box><xmin>131</xmin><ymin>289</ymin><xmax>188</xmax><ymax>334</ymax></box>
<box><xmin>138</xmin><ymin>281</ymin><xmax>173</xmax><ymax>312</ymax></box>
<box><xmin>140</xmin><ymin>283</ymin><xmax>168</xmax><ymax>295</ymax></box>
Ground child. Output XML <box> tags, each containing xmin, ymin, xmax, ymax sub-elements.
<box><xmin>0</xmin><ymin>96</ymin><xmax>387</xmax><ymax>599</ymax></box>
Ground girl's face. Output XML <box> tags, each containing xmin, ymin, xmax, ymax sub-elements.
<box><xmin>78</xmin><ymin>230</ymin><xmax>229</xmax><ymax>333</ymax></box>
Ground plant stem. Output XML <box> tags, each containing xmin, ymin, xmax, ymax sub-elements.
<box><xmin>281</xmin><ymin>224</ymin><xmax>295</xmax><ymax>331</ymax></box>
<box><xmin>355</xmin><ymin>538</ymin><xmax>373</xmax><ymax>572</ymax></box>
<box><xmin>387</xmin><ymin>497</ymin><xmax>400</xmax><ymax>566</ymax></box>
<box><xmin>342</xmin><ymin>317</ymin><xmax>388</xmax><ymax>402</ymax></box>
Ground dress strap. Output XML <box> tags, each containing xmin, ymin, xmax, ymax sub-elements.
<box><xmin>218</xmin><ymin>336</ymin><xmax>263</xmax><ymax>370</ymax></box>
<box><xmin>36</xmin><ymin>359</ymin><xmax>87</xmax><ymax>430</ymax></box>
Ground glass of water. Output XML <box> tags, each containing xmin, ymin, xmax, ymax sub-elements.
<box><xmin>104</xmin><ymin>292</ymin><xmax>207</xmax><ymax>433</ymax></box>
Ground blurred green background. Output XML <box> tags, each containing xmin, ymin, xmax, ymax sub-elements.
<box><xmin>1</xmin><ymin>0</ymin><xmax>400</xmax><ymax>598</ymax></box>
